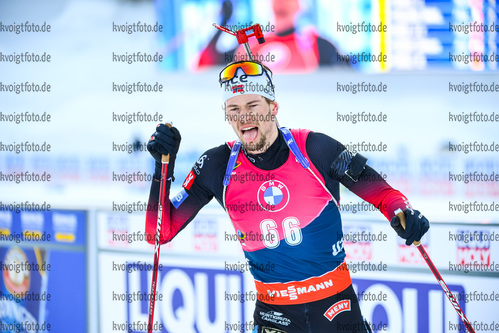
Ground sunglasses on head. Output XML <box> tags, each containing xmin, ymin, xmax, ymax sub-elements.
<box><xmin>219</xmin><ymin>61</ymin><xmax>273</xmax><ymax>83</ymax></box>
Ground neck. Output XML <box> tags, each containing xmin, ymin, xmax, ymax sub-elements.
<box><xmin>274</xmin><ymin>17</ymin><xmax>295</xmax><ymax>34</ymax></box>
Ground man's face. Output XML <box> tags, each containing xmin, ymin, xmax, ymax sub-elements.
<box><xmin>272</xmin><ymin>0</ymin><xmax>300</xmax><ymax>19</ymax></box>
<box><xmin>225</xmin><ymin>94</ymin><xmax>279</xmax><ymax>154</ymax></box>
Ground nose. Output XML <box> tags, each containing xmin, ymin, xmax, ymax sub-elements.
<box><xmin>241</xmin><ymin>108</ymin><xmax>256</xmax><ymax>124</ymax></box>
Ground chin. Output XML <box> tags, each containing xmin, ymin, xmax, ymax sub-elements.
<box><xmin>243</xmin><ymin>136</ymin><xmax>267</xmax><ymax>153</ymax></box>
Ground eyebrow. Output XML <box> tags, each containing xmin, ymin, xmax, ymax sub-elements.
<box><xmin>226</xmin><ymin>100</ymin><xmax>261</xmax><ymax>108</ymax></box>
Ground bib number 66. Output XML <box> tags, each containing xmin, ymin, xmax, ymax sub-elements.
<box><xmin>260</xmin><ymin>217</ymin><xmax>302</xmax><ymax>249</ymax></box>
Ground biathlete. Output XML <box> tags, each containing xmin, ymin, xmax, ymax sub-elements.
<box><xmin>145</xmin><ymin>60</ymin><xmax>429</xmax><ymax>332</ymax></box>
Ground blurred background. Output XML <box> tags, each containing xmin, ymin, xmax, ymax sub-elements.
<box><xmin>0</xmin><ymin>0</ymin><xmax>498</xmax><ymax>332</ymax></box>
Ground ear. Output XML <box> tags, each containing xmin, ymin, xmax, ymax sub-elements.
<box><xmin>224</xmin><ymin>103</ymin><xmax>232</xmax><ymax>125</ymax></box>
<box><xmin>270</xmin><ymin>101</ymin><xmax>279</xmax><ymax>116</ymax></box>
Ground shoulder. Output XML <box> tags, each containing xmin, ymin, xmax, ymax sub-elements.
<box><xmin>285</xmin><ymin>128</ymin><xmax>344</xmax><ymax>153</ymax></box>
<box><xmin>316</xmin><ymin>36</ymin><xmax>338</xmax><ymax>51</ymax></box>
<box><xmin>306</xmin><ymin>131</ymin><xmax>343</xmax><ymax>148</ymax></box>
<box><xmin>191</xmin><ymin>144</ymin><xmax>231</xmax><ymax>177</ymax></box>
<box><xmin>304</xmin><ymin>130</ymin><xmax>346</xmax><ymax>163</ymax></box>
<box><xmin>181</xmin><ymin>143</ymin><xmax>231</xmax><ymax>197</ymax></box>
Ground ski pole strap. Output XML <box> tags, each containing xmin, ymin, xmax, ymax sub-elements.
<box><xmin>280</xmin><ymin>127</ymin><xmax>310</xmax><ymax>169</ymax></box>
<box><xmin>223</xmin><ymin>140</ymin><xmax>242</xmax><ymax>186</ymax></box>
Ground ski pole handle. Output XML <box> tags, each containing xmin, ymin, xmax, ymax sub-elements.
<box><xmin>398</xmin><ymin>211</ymin><xmax>421</xmax><ymax>246</ymax></box>
<box><xmin>161</xmin><ymin>123</ymin><xmax>172</xmax><ymax>163</ymax></box>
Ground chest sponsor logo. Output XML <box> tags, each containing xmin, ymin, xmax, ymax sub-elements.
<box><xmin>324</xmin><ymin>299</ymin><xmax>351</xmax><ymax>321</ymax></box>
<box><xmin>257</xmin><ymin>180</ymin><xmax>290</xmax><ymax>212</ymax></box>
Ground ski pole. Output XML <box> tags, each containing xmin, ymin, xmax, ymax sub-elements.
<box><xmin>401</xmin><ymin>218</ymin><xmax>475</xmax><ymax>333</ymax></box>
<box><xmin>147</xmin><ymin>123</ymin><xmax>172</xmax><ymax>333</ymax></box>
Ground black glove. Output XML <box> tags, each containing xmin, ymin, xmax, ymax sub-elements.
<box><xmin>147</xmin><ymin>124</ymin><xmax>181</xmax><ymax>179</ymax></box>
<box><xmin>390</xmin><ymin>209</ymin><xmax>429</xmax><ymax>246</ymax></box>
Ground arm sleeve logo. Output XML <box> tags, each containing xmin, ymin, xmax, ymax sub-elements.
<box><xmin>182</xmin><ymin>170</ymin><xmax>196</xmax><ymax>190</ymax></box>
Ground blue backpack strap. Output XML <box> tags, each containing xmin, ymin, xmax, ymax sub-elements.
<box><xmin>223</xmin><ymin>140</ymin><xmax>242</xmax><ymax>186</ymax></box>
<box><xmin>280</xmin><ymin>126</ymin><xmax>338</xmax><ymax>207</ymax></box>
<box><xmin>280</xmin><ymin>127</ymin><xmax>309</xmax><ymax>169</ymax></box>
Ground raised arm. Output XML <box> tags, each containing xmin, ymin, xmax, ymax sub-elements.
<box><xmin>145</xmin><ymin>124</ymin><xmax>228</xmax><ymax>244</ymax></box>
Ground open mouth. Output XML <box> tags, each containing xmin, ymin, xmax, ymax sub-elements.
<box><xmin>241</xmin><ymin>126</ymin><xmax>259</xmax><ymax>142</ymax></box>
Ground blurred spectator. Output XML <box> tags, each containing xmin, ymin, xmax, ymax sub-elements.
<box><xmin>197</xmin><ymin>0</ymin><xmax>237</xmax><ymax>68</ymax></box>
<box><xmin>197</xmin><ymin>0</ymin><xmax>349</xmax><ymax>72</ymax></box>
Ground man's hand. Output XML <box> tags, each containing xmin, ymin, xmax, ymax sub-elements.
<box><xmin>390</xmin><ymin>209</ymin><xmax>429</xmax><ymax>246</ymax></box>
<box><xmin>147</xmin><ymin>124</ymin><xmax>181</xmax><ymax>179</ymax></box>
